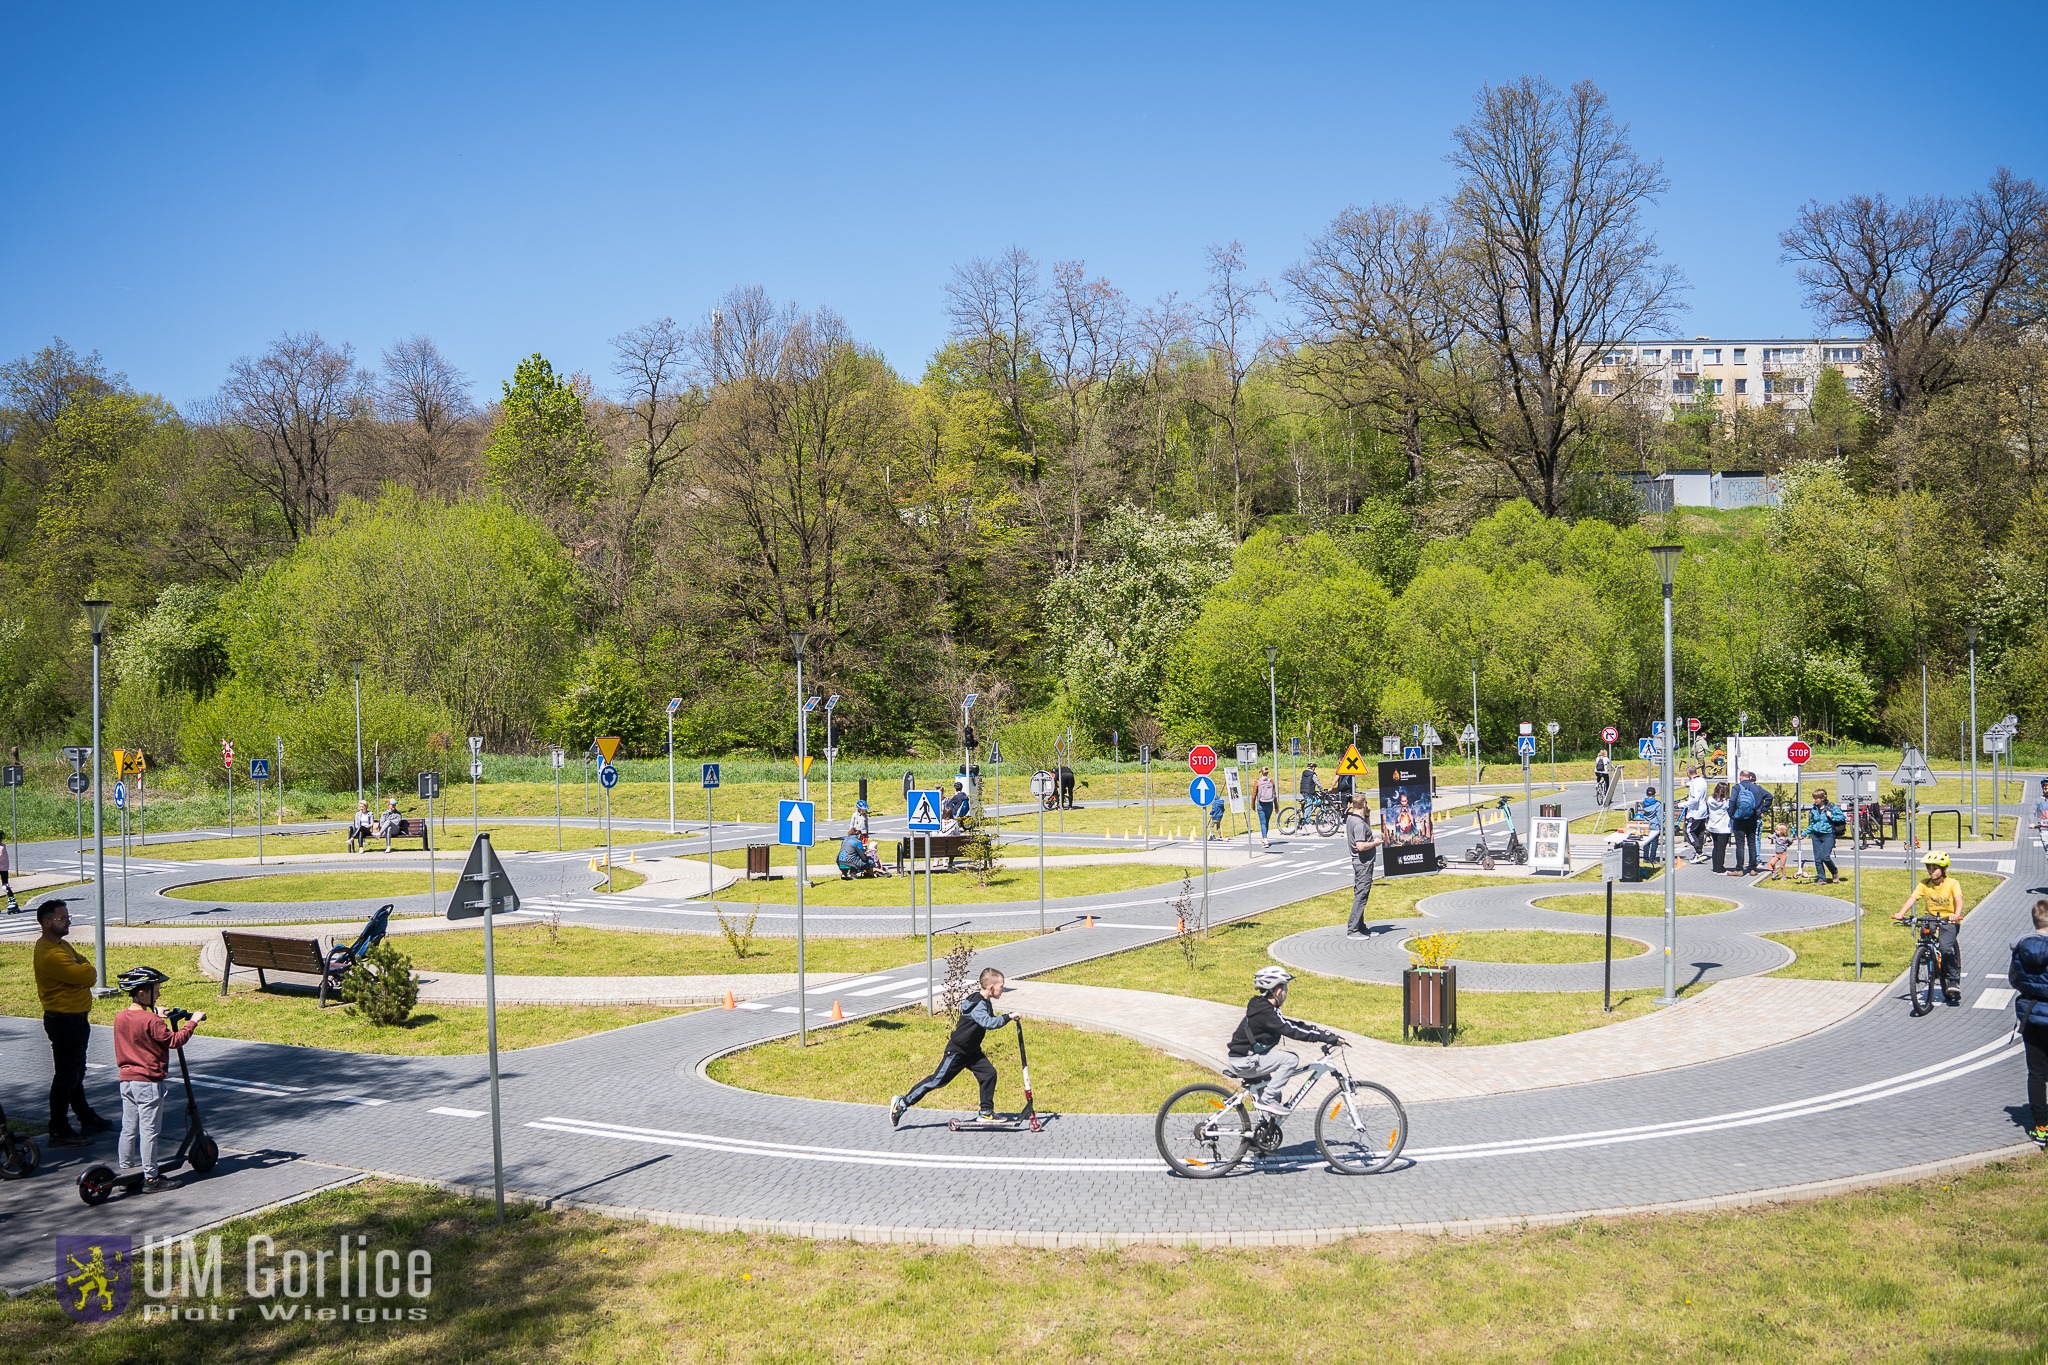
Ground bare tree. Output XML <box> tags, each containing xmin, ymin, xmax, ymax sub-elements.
<box><xmin>945</xmin><ymin>247</ymin><xmax>1045</xmax><ymax>466</ymax></box>
<box><xmin>1191</xmin><ymin>242</ymin><xmax>1270</xmax><ymax>536</ymax></box>
<box><xmin>610</xmin><ymin>314</ymin><xmax>704</xmax><ymax>549</ymax></box>
<box><xmin>1285</xmin><ymin>203</ymin><xmax>1462</xmax><ymax>486</ymax></box>
<box><xmin>374</xmin><ymin>336</ymin><xmax>475</xmax><ymax>493</ymax></box>
<box><xmin>215</xmin><ymin>332</ymin><xmax>367</xmax><ymax>540</ymax></box>
<box><xmin>1780</xmin><ymin>168</ymin><xmax>2047</xmax><ymax>416</ymax></box>
<box><xmin>1041</xmin><ymin>260</ymin><xmax>1130</xmax><ymax>561</ymax></box>
<box><xmin>1443</xmin><ymin>77</ymin><xmax>1682</xmax><ymax>515</ymax></box>
<box><xmin>1131</xmin><ymin>294</ymin><xmax>1194</xmax><ymax>508</ymax></box>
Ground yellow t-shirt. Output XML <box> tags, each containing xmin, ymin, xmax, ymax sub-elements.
<box><xmin>1912</xmin><ymin>877</ymin><xmax>1964</xmax><ymax>920</ymax></box>
<box><xmin>34</xmin><ymin>938</ymin><xmax>98</xmax><ymax>1013</ymax></box>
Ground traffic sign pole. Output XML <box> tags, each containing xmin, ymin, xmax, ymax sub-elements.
<box><xmin>667</xmin><ymin>709</ymin><xmax>675</xmax><ymax>835</ymax></box>
<box><xmin>1038</xmin><ymin>798</ymin><xmax>1047</xmax><ymax>936</ymax></box>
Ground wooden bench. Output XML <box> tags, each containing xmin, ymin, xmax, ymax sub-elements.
<box><xmin>219</xmin><ymin>931</ymin><xmax>343</xmax><ymax>1007</ymax></box>
<box><xmin>896</xmin><ymin>834</ymin><xmax>973</xmax><ymax>874</ymax></box>
<box><xmin>353</xmin><ymin>818</ymin><xmax>430</xmax><ymax>852</ymax></box>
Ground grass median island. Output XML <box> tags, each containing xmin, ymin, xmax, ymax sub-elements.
<box><xmin>696</xmin><ymin>862</ymin><xmax>1196</xmax><ymax>906</ymax></box>
<box><xmin>162</xmin><ymin>870</ymin><xmax>436</xmax><ymax>902</ymax></box>
<box><xmin>9</xmin><ymin>1164</ymin><xmax>2046</xmax><ymax>1360</ymax></box>
<box><xmin>1041</xmin><ymin>879</ymin><xmax>1674</xmax><ymax>1043</ymax></box>
<box><xmin>0</xmin><ymin>944</ymin><xmax>679</xmax><ymax>1055</ymax></box>
<box><xmin>1533</xmin><ymin>892</ymin><xmax>1736</xmax><ymax>917</ymax></box>
<box><xmin>139</xmin><ymin>822</ymin><xmax>674</xmax><ymax>861</ymax></box>
<box><xmin>1765</xmin><ymin>868</ymin><xmax>2003</xmax><ymax>983</ymax></box>
<box><xmin>1434</xmin><ymin>929</ymin><xmax>1649</xmax><ymax>964</ymax></box>
<box><xmin>399</xmin><ymin>924</ymin><xmax>1027</xmax><ymax>977</ymax></box>
<box><xmin>708</xmin><ymin>1007</ymin><xmax>1214</xmax><ymax>1114</ymax></box>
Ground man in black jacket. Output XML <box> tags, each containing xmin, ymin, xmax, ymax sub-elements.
<box><xmin>2011</xmin><ymin>898</ymin><xmax>2048</xmax><ymax>1147</ymax></box>
<box><xmin>1226</xmin><ymin>967</ymin><xmax>1340</xmax><ymax>1114</ymax></box>
<box><xmin>891</xmin><ymin>968</ymin><xmax>1011</xmax><ymax>1126</ymax></box>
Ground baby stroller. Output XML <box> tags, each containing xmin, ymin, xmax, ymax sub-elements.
<box><xmin>1464</xmin><ymin>797</ymin><xmax>1525</xmax><ymax>869</ymax></box>
<box><xmin>323</xmin><ymin>904</ymin><xmax>393</xmax><ymax>991</ymax></box>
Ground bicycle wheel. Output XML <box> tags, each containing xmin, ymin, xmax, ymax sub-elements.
<box><xmin>1156</xmin><ymin>1084</ymin><xmax>1250</xmax><ymax>1178</ymax></box>
<box><xmin>1316</xmin><ymin>1081</ymin><xmax>1408</xmax><ymax>1175</ymax></box>
<box><xmin>1314</xmin><ymin>806</ymin><xmax>1343</xmax><ymax>837</ymax></box>
<box><xmin>1278</xmin><ymin>805</ymin><xmax>1301</xmax><ymax>836</ymax></box>
<box><xmin>1908</xmin><ymin>943</ymin><xmax>1936</xmax><ymax>1017</ymax></box>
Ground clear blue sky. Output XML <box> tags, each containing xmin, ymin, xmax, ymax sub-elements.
<box><xmin>5</xmin><ymin>2</ymin><xmax>2042</xmax><ymax>408</ymax></box>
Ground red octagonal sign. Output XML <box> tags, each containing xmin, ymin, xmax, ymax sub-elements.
<box><xmin>1787</xmin><ymin>741</ymin><xmax>1812</xmax><ymax>765</ymax></box>
<box><xmin>1188</xmin><ymin>745</ymin><xmax>1218</xmax><ymax>776</ymax></box>
<box><xmin>1600</xmin><ymin>726</ymin><xmax>1618</xmax><ymax>744</ymax></box>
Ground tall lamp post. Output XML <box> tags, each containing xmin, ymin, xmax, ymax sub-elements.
<box><xmin>824</xmin><ymin>694</ymin><xmax>840</xmax><ymax>823</ymax></box>
<box><xmin>348</xmin><ymin>657</ymin><xmax>365</xmax><ymax>805</ymax></box>
<box><xmin>790</xmin><ymin>632</ymin><xmax>810</xmax><ymax>1046</ymax></box>
<box><xmin>1965</xmin><ymin>626</ymin><xmax>1979</xmax><ymax>837</ymax></box>
<box><xmin>1650</xmin><ymin>545</ymin><xmax>1683</xmax><ymax>1007</ymax></box>
<box><xmin>84</xmin><ymin>600</ymin><xmax>114</xmax><ymax>996</ymax></box>
<box><xmin>1265</xmin><ymin>647</ymin><xmax>1280</xmax><ymax>787</ymax></box>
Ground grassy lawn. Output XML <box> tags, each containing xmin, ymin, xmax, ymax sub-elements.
<box><xmin>0</xmin><ymin>944</ymin><xmax>678</xmax><ymax>1055</ymax></box>
<box><xmin>12</xmin><ymin>1163</ymin><xmax>2045</xmax><ymax>1361</ymax></box>
<box><xmin>136</xmin><ymin>822</ymin><xmax>675</xmax><ymax>861</ymax></box>
<box><xmin>708</xmin><ymin>1008</ymin><xmax>1214</xmax><ymax>1114</ymax></box>
<box><xmin>1533</xmin><ymin>892</ymin><xmax>1736</xmax><ymax>917</ymax></box>
<box><xmin>399</xmin><ymin>924</ymin><xmax>1026</xmax><ymax>977</ymax></box>
<box><xmin>1765</xmin><ymin>869</ymin><xmax>2001</xmax><ymax>982</ymax></box>
<box><xmin>1431</xmin><ymin>929</ymin><xmax>1649</xmax><ymax>964</ymax></box>
<box><xmin>703</xmin><ymin>863</ymin><xmax>1195</xmax><ymax>906</ymax></box>
<box><xmin>163</xmin><ymin>871</ymin><xmax>437</xmax><ymax>902</ymax></box>
<box><xmin>591</xmin><ymin>867</ymin><xmax>647</xmax><ymax>893</ymax></box>
<box><xmin>1042</xmin><ymin>880</ymin><xmax>1674</xmax><ymax>1044</ymax></box>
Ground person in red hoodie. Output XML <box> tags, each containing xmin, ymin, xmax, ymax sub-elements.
<box><xmin>112</xmin><ymin>966</ymin><xmax>203</xmax><ymax>1191</ymax></box>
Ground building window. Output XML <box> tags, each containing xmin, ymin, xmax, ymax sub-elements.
<box><xmin>1732</xmin><ymin>348</ymin><xmax>1747</xmax><ymax>364</ymax></box>
<box><xmin>1600</xmin><ymin>351</ymin><xmax>1626</xmax><ymax>367</ymax></box>
<box><xmin>1671</xmin><ymin>349</ymin><xmax>1693</xmax><ymax>365</ymax></box>
<box><xmin>1700</xmin><ymin>378</ymin><xmax>1722</xmax><ymax>395</ymax></box>
<box><xmin>1640</xmin><ymin>348</ymin><xmax>1661</xmax><ymax>363</ymax></box>
<box><xmin>1824</xmin><ymin>346</ymin><xmax>1863</xmax><ymax>363</ymax></box>
<box><xmin>1762</xmin><ymin>376</ymin><xmax>1808</xmax><ymax>396</ymax></box>
<box><xmin>1734</xmin><ymin>378</ymin><xmax>1747</xmax><ymax>395</ymax></box>
<box><xmin>1640</xmin><ymin>378</ymin><xmax>1660</xmax><ymax>394</ymax></box>
<box><xmin>1702</xmin><ymin>348</ymin><xmax>1720</xmax><ymax>365</ymax></box>
<box><xmin>1764</xmin><ymin>347</ymin><xmax>1806</xmax><ymax>364</ymax></box>
<box><xmin>1671</xmin><ymin>378</ymin><xmax>1695</xmax><ymax>397</ymax></box>
<box><xmin>1591</xmin><ymin>380</ymin><xmax>1612</xmax><ymax>396</ymax></box>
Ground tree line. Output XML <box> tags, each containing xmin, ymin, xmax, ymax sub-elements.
<box><xmin>2</xmin><ymin>77</ymin><xmax>2043</xmax><ymax>784</ymax></box>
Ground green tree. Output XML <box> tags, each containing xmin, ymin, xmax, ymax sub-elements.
<box><xmin>549</xmin><ymin>643</ymin><xmax>656</xmax><ymax>755</ymax></box>
<box><xmin>482</xmin><ymin>355</ymin><xmax>603</xmax><ymax>538</ymax></box>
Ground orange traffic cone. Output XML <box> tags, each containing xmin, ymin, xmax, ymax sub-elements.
<box><xmin>1085</xmin><ymin>914</ymin><xmax>1095</xmax><ymax>928</ymax></box>
<box><xmin>830</xmin><ymin>1000</ymin><xmax>845</xmax><ymax>1021</ymax></box>
<box><xmin>723</xmin><ymin>990</ymin><xmax>738</xmax><ymax>1010</ymax></box>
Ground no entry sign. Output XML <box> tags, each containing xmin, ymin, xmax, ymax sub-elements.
<box><xmin>1787</xmin><ymin>740</ymin><xmax>1812</xmax><ymax>765</ymax></box>
<box><xmin>1188</xmin><ymin>745</ymin><xmax>1218</xmax><ymax>777</ymax></box>
<box><xmin>1601</xmin><ymin>726</ymin><xmax>1618</xmax><ymax>744</ymax></box>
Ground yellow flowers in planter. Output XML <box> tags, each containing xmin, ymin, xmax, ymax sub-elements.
<box><xmin>1407</xmin><ymin>931</ymin><xmax>1461</xmax><ymax>970</ymax></box>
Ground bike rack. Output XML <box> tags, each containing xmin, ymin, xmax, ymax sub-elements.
<box><xmin>1927</xmin><ymin>808</ymin><xmax>1963</xmax><ymax>849</ymax></box>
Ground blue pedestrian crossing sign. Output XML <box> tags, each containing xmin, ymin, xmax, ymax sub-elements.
<box><xmin>599</xmin><ymin>764</ymin><xmax>619</xmax><ymax>789</ymax></box>
<box><xmin>778</xmin><ymin>799</ymin><xmax>816</xmax><ymax>847</ymax></box>
<box><xmin>701</xmin><ymin>762</ymin><xmax>721</xmax><ymax>789</ymax></box>
<box><xmin>1516</xmin><ymin>736</ymin><xmax>1536</xmax><ymax>757</ymax></box>
<box><xmin>906</xmin><ymin>789</ymin><xmax>943</xmax><ymax>832</ymax></box>
<box><xmin>249</xmin><ymin>757</ymin><xmax>270</xmax><ymax>781</ymax></box>
<box><xmin>1403</xmin><ymin>746</ymin><xmax>1423</xmax><ymax>760</ymax></box>
<box><xmin>1189</xmin><ymin>775</ymin><xmax>1217</xmax><ymax>807</ymax></box>
<box><xmin>1639</xmin><ymin>737</ymin><xmax>1657</xmax><ymax>759</ymax></box>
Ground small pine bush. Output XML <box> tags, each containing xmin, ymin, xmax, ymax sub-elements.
<box><xmin>343</xmin><ymin>939</ymin><xmax>420</xmax><ymax>1025</ymax></box>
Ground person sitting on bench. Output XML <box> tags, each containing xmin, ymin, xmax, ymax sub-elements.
<box><xmin>347</xmin><ymin>801</ymin><xmax>374</xmax><ymax>854</ymax></box>
<box><xmin>378</xmin><ymin>798</ymin><xmax>405</xmax><ymax>852</ymax></box>
<box><xmin>940</xmin><ymin>781</ymin><xmax>970</xmax><ymax>835</ymax></box>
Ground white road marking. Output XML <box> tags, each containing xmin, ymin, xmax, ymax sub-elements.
<box><xmin>330</xmin><ymin>1096</ymin><xmax>390</xmax><ymax>1106</ymax></box>
<box><xmin>736</xmin><ymin>1001</ymin><xmax>770</xmax><ymax>1011</ymax></box>
<box><xmin>848</xmin><ymin>979</ymin><xmax>916</xmax><ymax>997</ymax></box>
<box><xmin>1974</xmin><ymin>988</ymin><xmax>2016</xmax><ymax>1010</ymax></box>
<box><xmin>193</xmin><ymin>1073</ymin><xmax>303</xmax><ymax>1095</ymax></box>
<box><xmin>1997</xmin><ymin>860</ymin><xmax>2015</xmax><ymax>874</ymax></box>
<box><xmin>429</xmin><ymin>1106</ymin><xmax>486</xmax><ymax>1118</ymax></box>
<box><xmin>771</xmin><ymin>1006</ymin><xmax>798</xmax><ymax>1014</ymax></box>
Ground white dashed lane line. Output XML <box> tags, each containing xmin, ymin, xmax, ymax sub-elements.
<box><xmin>429</xmin><ymin>1106</ymin><xmax>486</xmax><ymax>1118</ymax></box>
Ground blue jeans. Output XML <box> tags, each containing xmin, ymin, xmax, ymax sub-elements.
<box><xmin>1809</xmin><ymin>830</ymin><xmax>1838</xmax><ymax>880</ymax></box>
<box><xmin>1257</xmin><ymin>801</ymin><xmax>1274</xmax><ymax>838</ymax></box>
<box><xmin>1733</xmin><ymin>819</ymin><xmax>1761</xmax><ymax>872</ymax></box>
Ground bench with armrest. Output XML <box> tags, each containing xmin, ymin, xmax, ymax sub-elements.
<box><xmin>895</xmin><ymin>834</ymin><xmax>973</xmax><ymax>874</ymax></box>
<box><xmin>220</xmin><ymin>931</ymin><xmax>346</xmax><ymax>1007</ymax></box>
<box><xmin>378</xmin><ymin>818</ymin><xmax>430</xmax><ymax>851</ymax></box>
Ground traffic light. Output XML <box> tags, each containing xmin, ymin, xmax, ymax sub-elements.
<box><xmin>963</xmin><ymin>725</ymin><xmax>978</xmax><ymax>750</ymax></box>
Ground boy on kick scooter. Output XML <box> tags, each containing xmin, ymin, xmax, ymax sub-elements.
<box><xmin>113</xmin><ymin>967</ymin><xmax>203</xmax><ymax>1192</ymax></box>
<box><xmin>891</xmin><ymin>968</ymin><xmax>1011</xmax><ymax>1127</ymax></box>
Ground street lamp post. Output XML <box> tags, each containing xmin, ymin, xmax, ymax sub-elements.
<box><xmin>824</xmin><ymin>695</ymin><xmax>840</xmax><ymax>823</ymax></box>
<box><xmin>348</xmin><ymin>657</ymin><xmax>365</xmax><ymax>806</ymax></box>
<box><xmin>790</xmin><ymin>632</ymin><xmax>810</xmax><ymax>1047</ymax></box>
<box><xmin>1650</xmin><ymin>545</ymin><xmax>1683</xmax><ymax>1007</ymax></box>
<box><xmin>84</xmin><ymin>600</ymin><xmax>114</xmax><ymax>997</ymax></box>
<box><xmin>1966</xmin><ymin>626</ymin><xmax>1979</xmax><ymax>838</ymax></box>
<box><xmin>1266</xmin><ymin>647</ymin><xmax>1280</xmax><ymax>795</ymax></box>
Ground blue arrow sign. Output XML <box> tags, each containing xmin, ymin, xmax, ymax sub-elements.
<box><xmin>1189</xmin><ymin>776</ymin><xmax>1217</xmax><ymax>807</ymax></box>
<box><xmin>1403</xmin><ymin>747</ymin><xmax>1423</xmax><ymax>760</ymax></box>
<box><xmin>1652</xmin><ymin>720</ymin><xmax>1666</xmax><ymax>736</ymax></box>
<box><xmin>778</xmin><ymin>799</ymin><xmax>816</xmax><ymax>847</ymax></box>
<box><xmin>1516</xmin><ymin>736</ymin><xmax>1537</xmax><ymax>757</ymax></box>
<box><xmin>599</xmin><ymin>764</ymin><xmax>619</xmax><ymax>789</ymax></box>
<box><xmin>906</xmin><ymin>789</ymin><xmax>943</xmax><ymax>832</ymax></box>
<box><xmin>701</xmin><ymin>762</ymin><xmax>721</xmax><ymax>789</ymax></box>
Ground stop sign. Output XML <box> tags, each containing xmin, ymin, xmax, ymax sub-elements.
<box><xmin>1787</xmin><ymin>740</ymin><xmax>1812</xmax><ymax>765</ymax></box>
<box><xmin>1686</xmin><ymin>717</ymin><xmax>1701</xmax><ymax>732</ymax></box>
<box><xmin>1601</xmin><ymin>726</ymin><xmax>1618</xmax><ymax>744</ymax></box>
<box><xmin>1188</xmin><ymin>745</ymin><xmax>1218</xmax><ymax>776</ymax></box>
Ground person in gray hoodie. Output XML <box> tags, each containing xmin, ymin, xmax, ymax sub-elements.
<box><xmin>2010</xmin><ymin>898</ymin><xmax>2048</xmax><ymax>1146</ymax></box>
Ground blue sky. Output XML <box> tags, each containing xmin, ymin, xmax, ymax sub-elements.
<box><xmin>4</xmin><ymin>2</ymin><xmax>2043</xmax><ymax>408</ymax></box>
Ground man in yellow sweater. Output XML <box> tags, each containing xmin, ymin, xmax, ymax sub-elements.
<box><xmin>33</xmin><ymin>899</ymin><xmax>110</xmax><ymax>1146</ymax></box>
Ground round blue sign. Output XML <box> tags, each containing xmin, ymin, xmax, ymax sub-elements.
<box><xmin>599</xmin><ymin>764</ymin><xmax>619</xmax><ymax>789</ymax></box>
<box><xmin>1188</xmin><ymin>776</ymin><xmax>1217</xmax><ymax>807</ymax></box>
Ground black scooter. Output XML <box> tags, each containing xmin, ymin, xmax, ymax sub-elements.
<box><xmin>948</xmin><ymin>1018</ymin><xmax>1058</xmax><ymax>1133</ymax></box>
<box><xmin>0</xmin><ymin>1102</ymin><xmax>40</xmax><ymax>1179</ymax></box>
<box><xmin>77</xmin><ymin>1008</ymin><xmax>219</xmax><ymax>1203</ymax></box>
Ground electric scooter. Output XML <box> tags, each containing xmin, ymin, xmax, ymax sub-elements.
<box><xmin>0</xmin><ymin>1102</ymin><xmax>40</xmax><ymax>1179</ymax></box>
<box><xmin>949</xmin><ymin>1018</ymin><xmax>1058</xmax><ymax>1132</ymax></box>
<box><xmin>77</xmin><ymin>1008</ymin><xmax>219</xmax><ymax>1203</ymax></box>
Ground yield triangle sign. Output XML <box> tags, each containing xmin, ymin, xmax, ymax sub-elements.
<box><xmin>987</xmin><ymin>740</ymin><xmax>1003</xmax><ymax>764</ymax></box>
<box><xmin>1336</xmin><ymin>744</ymin><xmax>1368</xmax><ymax>776</ymax></box>
<box><xmin>594</xmin><ymin>736</ymin><xmax>622</xmax><ymax>763</ymax></box>
<box><xmin>446</xmin><ymin>834</ymin><xmax>520</xmax><ymax>920</ymax></box>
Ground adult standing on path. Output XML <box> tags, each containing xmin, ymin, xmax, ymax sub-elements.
<box><xmin>1343</xmin><ymin>794</ymin><xmax>1382</xmax><ymax>938</ymax></box>
<box><xmin>33</xmin><ymin>899</ymin><xmax>110</xmax><ymax>1146</ymax></box>
<box><xmin>1685</xmin><ymin>766</ymin><xmax>1710</xmax><ymax>863</ymax></box>
<box><xmin>1254</xmin><ymin>766</ymin><xmax>1278</xmax><ymax>847</ymax></box>
<box><xmin>1805</xmin><ymin>787</ymin><xmax>1844</xmax><ymax>884</ymax></box>
<box><xmin>2009</xmin><ymin>899</ymin><xmax>2048</xmax><ymax>1147</ymax></box>
<box><xmin>1730</xmin><ymin>768</ymin><xmax>1769</xmax><ymax>875</ymax></box>
<box><xmin>1706</xmin><ymin>781</ymin><xmax>1733</xmax><ymax>874</ymax></box>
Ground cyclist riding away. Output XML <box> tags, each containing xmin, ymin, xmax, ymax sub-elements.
<box><xmin>1225</xmin><ymin>968</ymin><xmax>1342</xmax><ymax>1114</ymax></box>
<box><xmin>1894</xmin><ymin>851</ymin><xmax>1966</xmax><ymax>1006</ymax></box>
<box><xmin>1593</xmin><ymin>750</ymin><xmax>1611</xmax><ymax>805</ymax></box>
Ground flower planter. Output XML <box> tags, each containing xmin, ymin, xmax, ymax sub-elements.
<box><xmin>1403</xmin><ymin>965</ymin><xmax>1457</xmax><ymax>1045</ymax></box>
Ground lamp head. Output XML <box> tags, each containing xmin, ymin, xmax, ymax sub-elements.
<box><xmin>1265</xmin><ymin>646</ymin><xmax>1278</xmax><ymax>668</ymax></box>
<box><xmin>1648</xmin><ymin>544</ymin><xmax>1683</xmax><ymax>589</ymax></box>
<box><xmin>82</xmin><ymin>599</ymin><xmax>112</xmax><ymax>638</ymax></box>
<box><xmin>1965</xmin><ymin>625</ymin><xmax>1978</xmax><ymax>648</ymax></box>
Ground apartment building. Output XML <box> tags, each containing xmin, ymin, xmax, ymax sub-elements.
<box><xmin>1586</xmin><ymin>338</ymin><xmax>1873</xmax><ymax>414</ymax></box>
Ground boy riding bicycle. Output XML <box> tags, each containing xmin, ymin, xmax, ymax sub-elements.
<box><xmin>1894</xmin><ymin>851</ymin><xmax>1966</xmax><ymax>1006</ymax></box>
<box><xmin>1225</xmin><ymin>968</ymin><xmax>1341</xmax><ymax>1113</ymax></box>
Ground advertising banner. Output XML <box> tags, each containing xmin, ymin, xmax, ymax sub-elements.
<box><xmin>1376</xmin><ymin>759</ymin><xmax>1436</xmax><ymax>876</ymax></box>
<box><xmin>1725</xmin><ymin>736</ymin><xmax>1802</xmax><ymax>784</ymax></box>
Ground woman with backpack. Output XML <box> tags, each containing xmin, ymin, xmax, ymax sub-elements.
<box><xmin>1805</xmin><ymin>787</ymin><xmax>1844</xmax><ymax>884</ymax></box>
<box><xmin>1706</xmin><ymin>781</ymin><xmax>1734</xmax><ymax>874</ymax></box>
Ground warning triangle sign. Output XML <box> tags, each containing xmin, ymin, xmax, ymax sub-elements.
<box><xmin>1336</xmin><ymin>743</ymin><xmax>1368</xmax><ymax>776</ymax></box>
<box><xmin>445</xmin><ymin>834</ymin><xmax>521</xmax><ymax>920</ymax></box>
<box><xmin>909</xmin><ymin>794</ymin><xmax>939</xmax><ymax>826</ymax></box>
<box><xmin>595</xmin><ymin>736</ymin><xmax>622</xmax><ymax>763</ymax></box>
